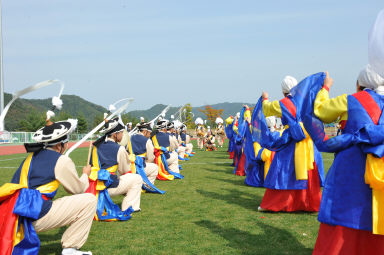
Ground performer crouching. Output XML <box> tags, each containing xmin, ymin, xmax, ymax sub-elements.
<box><xmin>179</xmin><ymin>124</ymin><xmax>194</xmax><ymax>154</ymax></box>
<box><xmin>128</xmin><ymin>122</ymin><xmax>159</xmax><ymax>185</ymax></box>
<box><xmin>205</xmin><ymin>130</ymin><xmax>217</xmax><ymax>151</ymax></box>
<box><xmin>0</xmin><ymin>118</ymin><xmax>96</xmax><ymax>255</ymax></box>
<box><xmin>167</xmin><ymin>121</ymin><xmax>186</xmax><ymax>160</ymax></box>
<box><xmin>154</xmin><ymin>120</ymin><xmax>180</xmax><ymax>173</ymax></box>
<box><xmin>88</xmin><ymin>117</ymin><xmax>143</xmax><ymax>219</ymax></box>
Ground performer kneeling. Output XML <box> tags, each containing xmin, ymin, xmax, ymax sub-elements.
<box><xmin>205</xmin><ymin>131</ymin><xmax>217</xmax><ymax>151</ymax></box>
<box><xmin>0</xmin><ymin>118</ymin><xmax>96</xmax><ymax>255</ymax></box>
<box><xmin>179</xmin><ymin>124</ymin><xmax>194</xmax><ymax>154</ymax></box>
<box><xmin>128</xmin><ymin>122</ymin><xmax>159</xmax><ymax>187</ymax></box>
<box><xmin>88</xmin><ymin>117</ymin><xmax>143</xmax><ymax>220</ymax></box>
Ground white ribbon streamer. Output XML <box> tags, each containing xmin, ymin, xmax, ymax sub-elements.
<box><xmin>0</xmin><ymin>79</ymin><xmax>63</xmax><ymax>131</ymax></box>
<box><xmin>65</xmin><ymin>99</ymin><xmax>133</xmax><ymax>156</ymax></box>
<box><xmin>129</xmin><ymin>104</ymin><xmax>171</xmax><ymax>135</ymax></box>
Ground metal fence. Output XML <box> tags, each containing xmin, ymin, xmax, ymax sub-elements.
<box><xmin>0</xmin><ymin>131</ymin><xmax>95</xmax><ymax>144</ymax></box>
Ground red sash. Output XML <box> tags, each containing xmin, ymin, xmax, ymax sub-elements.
<box><xmin>353</xmin><ymin>91</ymin><xmax>382</xmax><ymax>125</ymax></box>
<box><xmin>280</xmin><ymin>97</ymin><xmax>296</xmax><ymax>119</ymax></box>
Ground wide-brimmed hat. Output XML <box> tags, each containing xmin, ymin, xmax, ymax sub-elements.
<box><xmin>166</xmin><ymin>121</ymin><xmax>175</xmax><ymax>130</ymax></box>
<box><xmin>137</xmin><ymin>122</ymin><xmax>153</xmax><ymax>132</ymax></box>
<box><xmin>155</xmin><ymin>119</ymin><xmax>168</xmax><ymax>129</ymax></box>
<box><xmin>33</xmin><ymin>119</ymin><xmax>78</xmax><ymax>145</ymax></box>
<box><xmin>99</xmin><ymin>117</ymin><xmax>125</xmax><ymax>135</ymax></box>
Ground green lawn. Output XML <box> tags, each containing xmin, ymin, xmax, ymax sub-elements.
<box><xmin>0</xmin><ymin>141</ymin><xmax>333</xmax><ymax>255</ymax></box>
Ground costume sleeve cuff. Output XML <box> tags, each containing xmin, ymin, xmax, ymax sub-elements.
<box><xmin>322</xmin><ymin>86</ymin><xmax>329</xmax><ymax>92</ymax></box>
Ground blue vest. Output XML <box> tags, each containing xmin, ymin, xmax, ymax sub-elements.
<box><xmin>155</xmin><ymin>132</ymin><xmax>170</xmax><ymax>147</ymax></box>
<box><xmin>153</xmin><ymin>132</ymin><xmax>171</xmax><ymax>159</ymax></box>
<box><xmin>11</xmin><ymin>149</ymin><xmax>61</xmax><ymax>219</ymax></box>
<box><xmin>131</xmin><ymin>134</ymin><xmax>148</xmax><ymax>155</ymax></box>
<box><xmin>93</xmin><ymin>141</ymin><xmax>120</xmax><ymax>169</ymax></box>
<box><xmin>180</xmin><ymin>133</ymin><xmax>187</xmax><ymax>143</ymax></box>
<box><xmin>318</xmin><ymin>90</ymin><xmax>384</xmax><ymax>231</ymax></box>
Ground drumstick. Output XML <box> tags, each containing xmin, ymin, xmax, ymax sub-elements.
<box><xmin>86</xmin><ymin>139</ymin><xmax>93</xmax><ymax>165</ymax></box>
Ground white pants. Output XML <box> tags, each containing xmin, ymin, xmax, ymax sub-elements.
<box><xmin>145</xmin><ymin>162</ymin><xmax>159</xmax><ymax>184</ymax></box>
<box><xmin>186</xmin><ymin>143</ymin><xmax>193</xmax><ymax>154</ymax></box>
<box><xmin>108</xmin><ymin>173</ymin><xmax>143</xmax><ymax>211</ymax></box>
<box><xmin>216</xmin><ymin>135</ymin><xmax>224</xmax><ymax>146</ymax></box>
<box><xmin>166</xmin><ymin>151</ymin><xmax>180</xmax><ymax>173</ymax></box>
<box><xmin>197</xmin><ymin>137</ymin><xmax>204</xmax><ymax>149</ymax></box>
<box><xmin>177</xmin><ymin>146</ymin><xmax>186</xmax><ymax>158</ymax></box>
<box><xmin>33</xmin><ymin>193</ymin><xmax>97</xmax><ymax>249</ymax></box>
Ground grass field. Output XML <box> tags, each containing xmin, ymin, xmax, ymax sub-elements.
<box><xmin>0</xmin><ymin>141</ymin><xmax>333</xmax><ymax>255</ymax></box>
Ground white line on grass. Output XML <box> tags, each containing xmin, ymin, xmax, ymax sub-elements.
<box><xmin>0</xmin><ymin>157</ymin><xmax>25</xmax><ymax>162</ymax></box>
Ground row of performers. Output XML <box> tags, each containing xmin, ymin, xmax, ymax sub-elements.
<box><xmin>0</xmin><ymin>115</ymin><xmax>194</xmax><ymax>255</ymax></box>
<box><xmin>194</xmin><ymin>117</ymin><xmax>226</xmax><ymax>150</ymax></box>
<box><xmin>224</xmin><ymin>67</ymin><xmax>384</xmax><ymax>254</ymax></box>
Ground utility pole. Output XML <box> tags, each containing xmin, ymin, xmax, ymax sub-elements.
<box><xmin>0</xmin><ymin>0</ymin><xmax>4</xmax><ymax>131</ymax></box>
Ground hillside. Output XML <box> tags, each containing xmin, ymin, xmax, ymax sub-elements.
<box><xmin>4</xmin><ymin>93</ymin><xmax>107</xmax><ymax>131</ymax></box>
<box><xmin>129</xmin><ymin>102</ymin><xmax>256</xmax><ymax>121</ymax></box>
<box><xmin>3</xmin><ymin>92</ymin><xmax>255</xmax><ymax>131</ymax></box>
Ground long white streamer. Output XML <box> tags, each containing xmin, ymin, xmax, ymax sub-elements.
<box><xmin>0</xmin><ymin>79</ymin><xmax>64</xmax><ymax>131</ymax></box>
<box><xmin>128</xmin><ymin>104</ymin><xmax>171</xmax><ymax>135</ymax></box>
<box><xmin>65</xmin><ymin>99</ymin><xmax>133</xmax><ymax>156</ymax></box>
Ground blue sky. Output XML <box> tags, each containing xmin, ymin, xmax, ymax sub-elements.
<box><xmin>2</xmin><ymin>1</ymin><xmax>383</xmax><ymax>111</ymax></box>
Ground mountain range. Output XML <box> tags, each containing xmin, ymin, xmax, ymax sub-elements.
<box><xmin>3</xmin><ymin>92</ymin><xmax>254</xmax><ymax>131</ymax></box>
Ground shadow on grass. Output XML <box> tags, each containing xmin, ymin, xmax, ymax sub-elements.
<box><xmin>203</xmin><ymin>166</ymin><xmax>234</xmax><ymax>176</ymax></box>
<box><xmin>195</xmin><ymin>220</ymin><xmax>312</xmax><ymax>255</ymax></box>
<box><xmin>196</xmin><ymin>188</ymin><xmax>262</xmax><ymax>211</ymax></box>
<box><xmin>209</xmin><ymin>176</ymin><xmax>248</xmax><ymax>186</ymax></box>
<box><xmin>38</xmin><ymin>227</ymin><xmax>66</xmax><ymax>255</ymax></box>
<box><xmin>205</xmin><ymin>155</ymin><xmax>231</xmax><ymax>159</ymax></box>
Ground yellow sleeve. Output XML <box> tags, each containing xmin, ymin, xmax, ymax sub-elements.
<box><xmin>225</xmin><ymin>117</ymin><xmax>234</xmax><ymax>125</ymax></box>
<box><xmin>244</xmin><ymin>108</ymin><xmax>251</xmax><ymax>121</ymax></box>
<box><xmin>314</xmin><ymin>88</ymin><xmax>348</xmax><ymax>123</ymax></box>
<box><xmin>233</xmin><ymin>125</ymin><xmax>239</xmax><ymax>135</ymax></box>
<box><xmin>262</xmin><ymin>100</ymin><xmax>282</xmax><ymax>117</ymax></box>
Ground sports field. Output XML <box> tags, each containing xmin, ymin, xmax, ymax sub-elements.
<box><xmin>0</xmin><ymin>141</ymin><xmax>333</xmax><ymax>255</ymax></box>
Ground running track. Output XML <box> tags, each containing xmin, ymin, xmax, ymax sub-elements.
<box><xmin>0</xmin><ymin>141</ymin><xmax>91</xmax><ymax>156</ymax></box>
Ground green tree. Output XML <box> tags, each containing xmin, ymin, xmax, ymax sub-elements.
<box><xmin>18</xmin><ymin>110</ymin><xmax>46</xmax><ymax>132</ymax></box>
<box><xmin>54</xmin><ymin>111</ymin><xmax>73</xmax><ymax>121</ymax></box>
<box><xmin>181</xmin><ymin>103</ymin><xmax>194</xmax><ymax>128</ymax></box>
<box><xmin>92</xmin><ymin>114</ymin><xmax>104</xmax><ymax>128</ymax></box>
<box><xmin>77</xmin><ymin>113</ymin><xmax>88</xmax><ymax>133</ymax></box>
<box><xmin>121</xmin><ymin>113</ymin><xmax>138</xmax><ymax>126</ymax></box>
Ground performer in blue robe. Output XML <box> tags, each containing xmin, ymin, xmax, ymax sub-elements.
<box><xmin>225</xmin><ymin>116</ymin><xmax>235</xmax><ymax>160</ymax></box>
<box><xmin>308</xmin><ymin>68</ymin><xmax>384</xmax><ymax>254</ymax></box>
<box><xmin>253</xmin><ymin>75</ymin><xmax>325</xmax><ymax>212</ymax></box>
